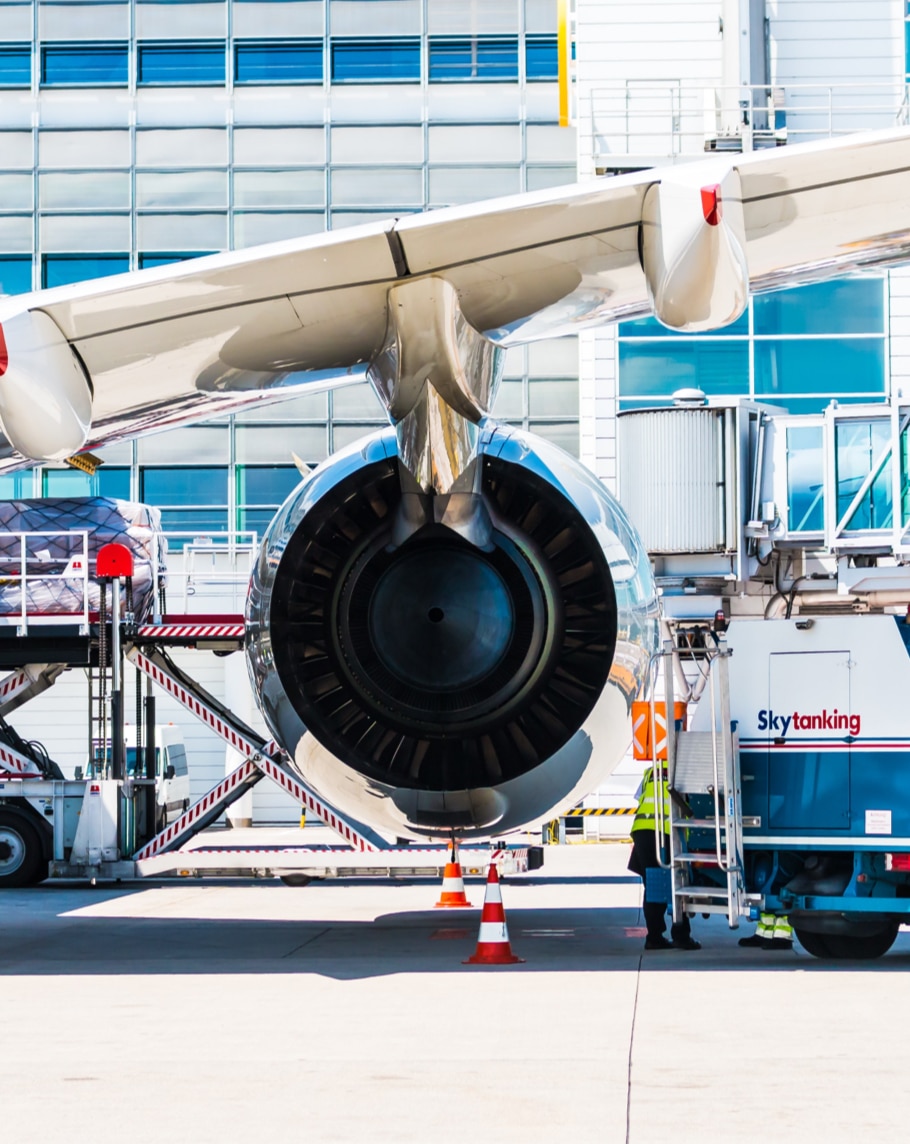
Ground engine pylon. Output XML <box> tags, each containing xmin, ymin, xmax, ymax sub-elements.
<box><xmin>463</xmin><ymin>862</ymin><xmax>524</xmax><ymax>965</ymax></box>
<box><xmin>434</xmin><ymin>840</ymin><xmax>473</xmax><ymax>908</ymax></box>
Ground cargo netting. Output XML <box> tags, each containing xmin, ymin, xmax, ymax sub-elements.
<box><xmin>0</xmin><ymin>497</ymin><xmax>166</xmax><ymax>621</ymax></box>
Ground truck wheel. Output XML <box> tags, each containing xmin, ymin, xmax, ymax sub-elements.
<box><xmin>821</xmin><ymin>926</ymin><xmax>899</xmax><ymax>960</ymax></box>
<box><xmin>795</xmin><ymin>924</ymin><xmax>899</xmax><ymax>960</ymax></box>
<box><xmin>280</xmin><ymin>874</ymin><xmax>314</xmax><ymax>887</ymax></box>
<box><xmin>793</xmin><ymin>927</ymin><xmax>832</xmax><ymax>958</ymax></box>
<box><xmin>0</xmin><ymin>810</ymin><xmax>46</xmax><ymax>888</ymax></box>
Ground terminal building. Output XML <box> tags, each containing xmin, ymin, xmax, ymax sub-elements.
<box><xmin>0</xmin><ymin>0</ymin><xmax>907</xmax><ymax>821</ymax></box>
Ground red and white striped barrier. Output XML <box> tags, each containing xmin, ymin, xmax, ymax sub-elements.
<box><xmin>256</xmin><ymin>755</ymin><xmax>379</xmax><ymax>852</ymax></box>
<box><xmin>127</xmin><ymin>647</ymin><xmax>265</xmax><ymax>758</ymax></box>
<box><xmin>134</xmin><ymin>757</ymin><xmax>260</xmax><ymax>859</ymax></box>
<box><xmin>127</xmin><ymin>647</ymin><xmax>382</xmax><ymax>853</ymax></box>
<box><xmin>137</xmin><ymin>623</ymin><xmax>245</xmax><ymax>639</ymax></box>
<box><xmin>0</xmin><ymin>667</ymin><xmax>33</xmax><ymax>707</ymax></box>
<box><xmin>0</xmin><ymin>740</ymin><xmax>44</xmax><ymax>778</ymax></box>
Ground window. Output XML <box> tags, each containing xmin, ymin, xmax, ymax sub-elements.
<box><xmin>525</xmin><ymin>34</ymin><xmax>558</xmax><ymax>80</ymax></box>
<box><xmin>753</xmin><ymin>340</ymin><xmax>885</xmax><ymax>400</ymax></box>
<box><xmin>237</xmin><ymin>465</ymin><xmax>301</xmax><ymax>536</ymax></box>
<box><xmin>835</xmin><ymin>419</ymin><xmax>893</xmax><ymax>531</ymax></box>
<box><xmin>42</xmin><ymin>467</ymin><xmax>131</xmax><ymax>499</ymax></box>
<box><xmin>138</xmin><ymin>251</ymin><xmax>215</xmax><ymax>270</ymax></box>
<box><xmin>0</xmin><ymin>256</ymin><xmax>31</xmax><ymax>295</ymax></box>
<box><xmin>136</xmin><ymin>171</ymin><xmax>227</xmax><ymax>210</ymax></box>
<box><xmin>753</xmin><ymin>279</ymin><xmax>884</xmax><ymax>336</ymax></box>
<box><xmin>331</xmin><ymin>38</ymin><xmax>420</xmax><ymax>82</ymax></box>
<box><xmin>140</xmin><ymin>466</ymin><xmax>229</xmax><ymax>543</ymax></box>
<box><xmin>234</xmin><ymin>40</ymin><xmax>322</xmax><ymax>84</ymax></box>
<box><xmin>42</xmin><ymin>255</ymin><xmax>130</xmax><ymax>288</ymax></box>
<box><xmin>618</xmin><ymin>340</ymin><xmax>750</xmax><ymax>398</ymax></box>
<box><xmin>0</xmin><ymin>471</ymin><xmax>32</xmax><ymax>499</ymax></box>
<box><xmin>137</xmin><ymin>42</ymin><xmax>226</xmax><ymax>85</ymax></box>
<box><xmin>786</xmin><ymin>425</ymin><xmax>824</xmax><ymax>533</ymax></box>
<box><xmin>41</xmin><ymin>43</ymin><xmax>128</xmax><ymax>86</ymax></box>
<box><xmin>0</xmin><ymin>44</ymin><xmax>30</xmax><ymax>87</ymax></box>
<box><xmin>428</xmin><ymin>36</ymin><xmax>518</xmax><ymax>82</ymax></box>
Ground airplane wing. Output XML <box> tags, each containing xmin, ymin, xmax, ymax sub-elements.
<box><xmin>2</xmin><ymin>126</ymin><xmax>910</xmax><ymax>468</ymax></box>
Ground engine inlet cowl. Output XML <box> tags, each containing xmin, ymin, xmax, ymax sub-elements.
<box><xmin>262</xmin><ymin>447</ymin><xmax>618</xmax><ymax>793</ymax></box>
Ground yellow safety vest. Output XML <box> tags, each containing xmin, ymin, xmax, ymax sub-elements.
<box><xmin>632</xmin><ymin>765</ymin><xmax>671</xmax><ymax>834</ymax></box>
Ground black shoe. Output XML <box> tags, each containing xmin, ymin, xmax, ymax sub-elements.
<box><xmin>644</xmin><ymin>936</ymin><xmax>674</xmax><ymax>950</ymax></box>
<box><xmin>766</xmin><ymin>938</ymin><xmax>793</xmax><ymax>951</ymax></box>
<box><xmin>672</xmin><ymin>936</ymin><xmax>701</xmax><ymax>950</ymax></box>
<box><xmin>738</xmin><ymin>934</ymin><xmax>767</xmax><ymax>948</ymax></box>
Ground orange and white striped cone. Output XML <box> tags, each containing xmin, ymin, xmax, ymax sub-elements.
<box><xmin>463</xmin><ymin>862</ymin><xmax>524</xmax><ymax>965</ymax></box>
<box><xmin>435</xmin><ymin>841</ymin><xmax>473</xmax><ymax>908</ymax></box>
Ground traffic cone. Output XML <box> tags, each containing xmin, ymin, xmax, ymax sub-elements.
<box><xmin>435</xmin><ymin>840</ymin><xmax>473</xmax><ymax>908</ymax></box>
<box><xmin>463</xmin><ymin>862</ymin><xmax>524</xmax><ymax>965</ymax></box>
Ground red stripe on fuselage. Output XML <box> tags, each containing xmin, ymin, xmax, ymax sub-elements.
<box><xmin>0</xmin><ymin>324</ymin><xmax>7</xmax><ymax>376</ymax></box>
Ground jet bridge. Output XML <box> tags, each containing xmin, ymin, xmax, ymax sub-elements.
<box><xmin>618</xmin><ymin>393</ymin><xmax>910</xmax><ymax>622</ymax></box>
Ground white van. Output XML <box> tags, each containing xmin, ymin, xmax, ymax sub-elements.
<box><xmin>124</xmin><ymin>724</ymin><xmax>191</xmax><ymax>831</ymax></box>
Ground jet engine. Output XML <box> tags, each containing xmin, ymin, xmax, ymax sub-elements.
<box><xmin>246</xmin><ymin>425</ymin><xmax>659</xmax><ymax>840</ymax></box>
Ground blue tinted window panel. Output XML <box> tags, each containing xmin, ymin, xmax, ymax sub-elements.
<box><xmin>235</xmin><ymin>40</ymin><xmax>322</xmax><ymax>83</ymax></box>
<box><xmin>0</xmin><ymin>257</ymin><xmax>32</xmax><ymax>296</ymax></box>
<box><xmin>42</xmin><ymin>255</ymin><xmax>129</xmax><ymax>288</ymax></box>
<box><xmin>428</xmin><ymin>37</ymin><xmax>518</xmax><ymax>82</ymax></box>
<box><xmin>835</xmin><ymin>419</ymin><xmax>893</xmax><ymax>531</ymax></box>
<box><xmin>0</xmin><ymin>45</ymin><xmax>30</xmax><ymax>87</ymax></box>
<box><xmin>238</xmin><ymin>465</ymin><xmax>301</xmax><ymax>505</ymax></box>
<box><xmin>43</xmin><ymin>467</ymin><xmax>130</xmax><ymax>499</ymax></box>
<box><xmin>138</xmin><ymin>252</ymin><xmax>215</xmax><ymax>270</ymax></box>
<box><xmin>753</xmin><ymin>278</ymin><xmax>885</xmax><ymax>336</ymax></box>
<box><xmin>786</xmin><ymin>425</ymin><xmax>824</xmax><ymax>532</ymax></box>
<box><xmin>42</xmin><ymin>44</ymin><xmax>128</xmax><ymax>86</ymax></box>
<box><xmin>138</xmin><ymin>43</ymin><xmax>226</xmax><ymax>85</ymax></box>
<box><xmin>331</xmin><ymin>38</ymin><xmax>420</xmax><ymax>82</ymax></box>
<box><xmin>141</xmin><ymin>466</ymin><xmax>227</xmax><ymax>507</ymax></box>
<box><xmin>753</xmin><ymin>338</ymin><xmax>885</xmax><ymax>398</ymax></box>
<box><xmin>525</xmin><ymin>35</ymin><xmax>558</xmax><ymax>81</ymax></box>
<box><xmin>0</xmin><ymin>472</ymin><xmax>31</xmax><ymax>499</ymax></box>
<box><xmin>618</xmin><ymin>341</ymin><xmax>749</xmax><ymax>397</ymax></box>
<box><xmin>618</xmin><ymin>312</ymin><xmax>749</xmax><ymax>338</ymax></box>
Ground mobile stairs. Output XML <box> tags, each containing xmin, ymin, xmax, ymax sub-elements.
<box><xmin>648</xmin><ymin>636</ymin><xmax>752</xmax><ymax>930</ymax></box>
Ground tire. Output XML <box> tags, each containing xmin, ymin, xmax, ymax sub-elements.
<box><xmin>793</xmin><ymin>928</ymin><xmax>832</xmax><ymax>958</ymax></box>
<box><xmin>0</xmin><ymin>810</ymin><xmax>46</xmax><ymax>888</ymax></box>
<box><xmin>280</xmin><ymin>874</ymin><xmax>314</xmax><ymax>887</ymax></box>
<box><xmin>795</xmin><ymin>924</ymin><xmax>899</xmax><ymax>960</ymax></box>
<box><xmin>156</xmin><ymin>807</ymin><xmax>167</xmax><ymax>834</ymax></box>
<box><xmin>822</xmin><ymin>926</ymin><xmax>899</xmax><ymax>960</ymax></box>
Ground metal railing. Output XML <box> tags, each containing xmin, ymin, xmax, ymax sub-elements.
<box><xmin>588</xmin><ymin>81</ymin><xmax>909</xmax><ymax>161</ymax></box>
<box><xmin>0</xmin><ymin>530</ymin><xmax>91</xmax><ymax>633</ymax></box>
<box><xmin>152</xmin><ymin>531</ymin><xmax>259</xmax><ymax>616</ymax></box>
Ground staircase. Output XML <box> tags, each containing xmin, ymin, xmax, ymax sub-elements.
<box><xmin>653</xmin><ymin>637</ymin><xmax>746</xmax><ymax>928</ymax></box>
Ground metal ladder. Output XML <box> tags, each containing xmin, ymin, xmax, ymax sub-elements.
<box><xmin>655</xmin><ymin>636</ymin><xmax>745</xmax><ymax>928</ymax></box>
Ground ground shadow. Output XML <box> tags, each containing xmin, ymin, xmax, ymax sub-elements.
<box><xmin>3</xmin><ymin>881</ymin><xmax>910</xmax><ymax>979</ymax></box>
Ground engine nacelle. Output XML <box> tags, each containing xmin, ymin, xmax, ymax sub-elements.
<box><xmin>246</xmin><ymin>425</ymin><xmax>659</xmax><ymax>840</ymax></box>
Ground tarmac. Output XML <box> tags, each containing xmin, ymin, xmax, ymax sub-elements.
<box><xmin>2</xmin><ymin>836</ymin><xmax>910</xmax><ymax>1144</ymax></box>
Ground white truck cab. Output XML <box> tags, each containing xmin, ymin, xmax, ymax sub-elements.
<box><xmin>124</xmin><ymin>725</ymin><xmax>190</xmax><ymax>831</ymax></box>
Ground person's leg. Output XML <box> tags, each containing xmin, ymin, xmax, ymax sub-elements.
<box><xmin>643</xmin><ymin>899</ymin><xmax>670</xmax><ymax>942</ymax></box>
<box><xmin>670</xmin><ymin>912</ymin><xmax>700</xmax><ymax>949</ymax></box>
<box><xmin>633</xmin><ymin>830</ymin><xmax>674</xmax><ymax>948</ymax></box>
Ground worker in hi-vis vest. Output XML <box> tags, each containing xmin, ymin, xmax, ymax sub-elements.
<box><xmin>627</xmin><ymin>762</ymin><xmax>701</xmax><ymax>951</ymax></box>
<box><xmin>739</xmin><ymin>911</ymin><xmax>793</xmax><ymax>951</ymax></box>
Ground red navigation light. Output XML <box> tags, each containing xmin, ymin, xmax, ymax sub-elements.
<box><xmin>701</xmin><ymin>184</ymin><xmax>722</xmax><ymax>226</ymax></box>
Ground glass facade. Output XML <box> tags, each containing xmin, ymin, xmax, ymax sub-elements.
<box><xmin>617</xmin><ymin>278</ymin><xmax>888</xmax><ymax>415</ymax></box>
<box><xmin>0</xmin><ymin>0</ymin><xmax>579</xmax><ymax>536</ymax></box>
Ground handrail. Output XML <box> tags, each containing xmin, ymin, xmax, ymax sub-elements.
<box><xmin>589</xmin><ymin>80</ymin><xmax>909</xmax><ymax>158</ymax></box>
<box><xmin>0</xmin><ymin>529</ymin><xmax>91</xmax><ymax>634</ymax></box>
